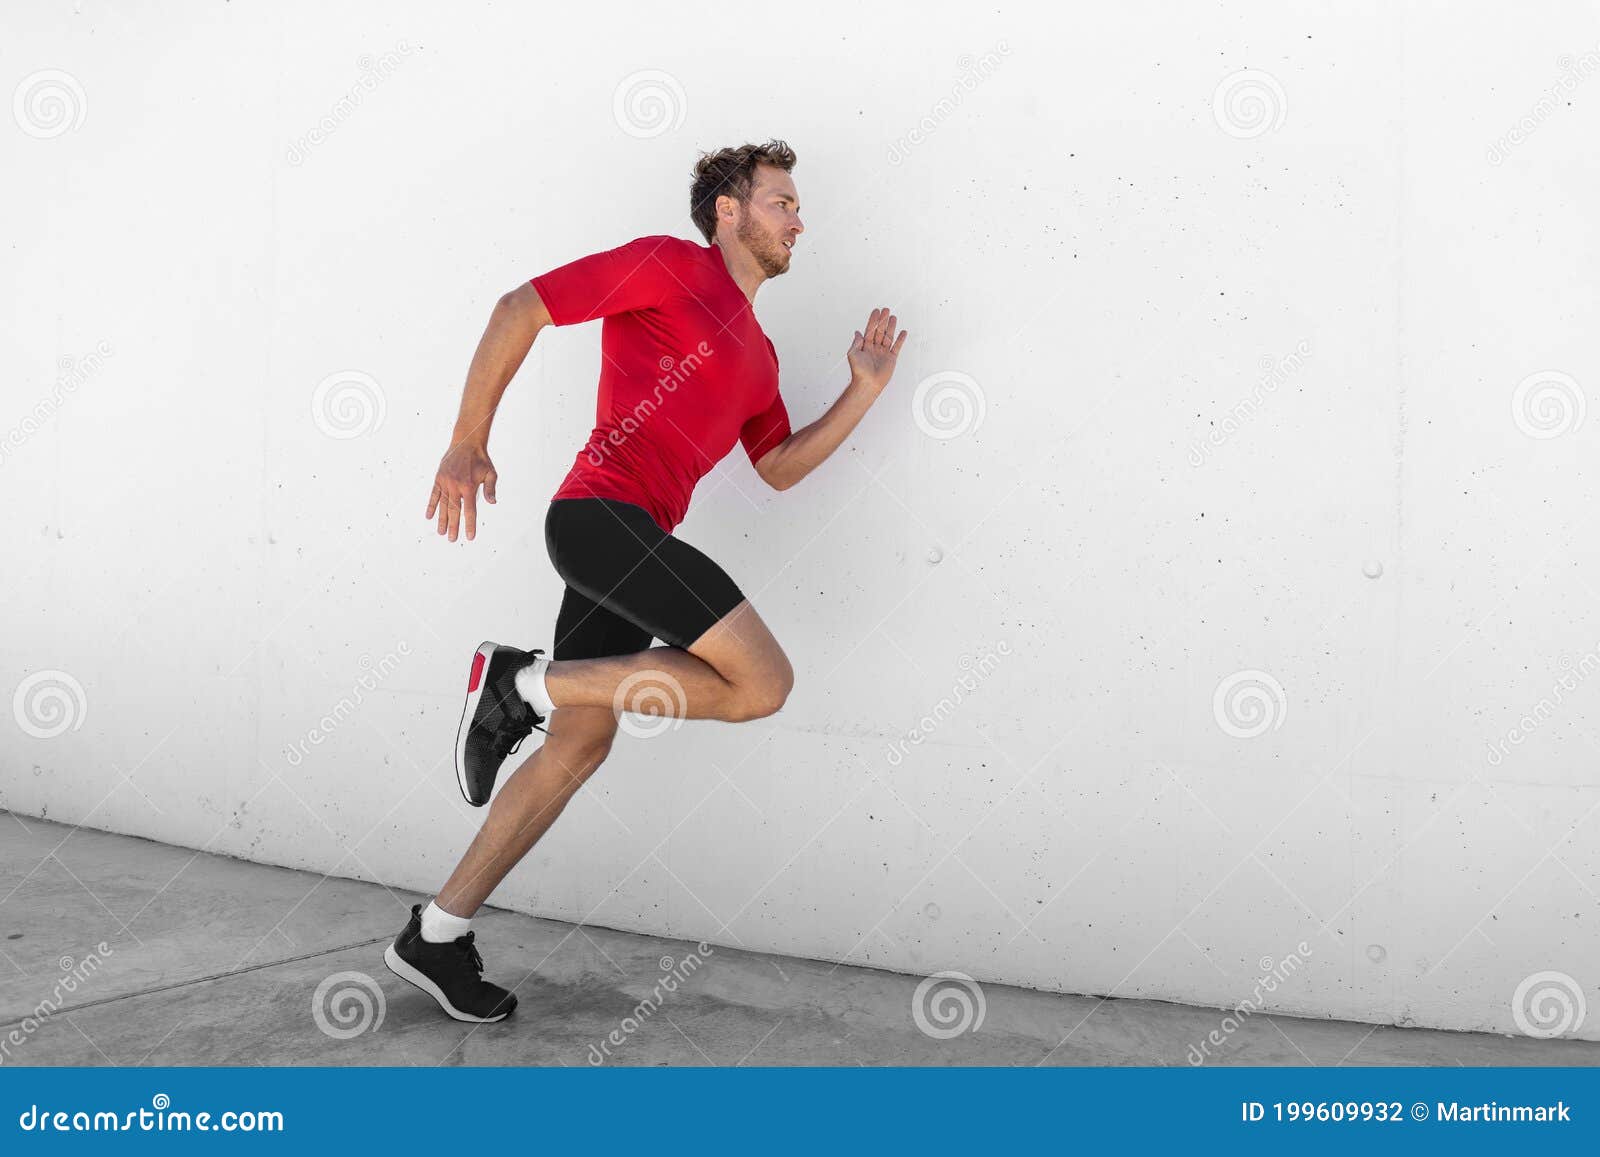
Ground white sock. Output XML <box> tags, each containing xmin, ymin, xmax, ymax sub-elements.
<box><xmin>420</xmin><ymin>900</ymin><xmax>473</xmax><ymax>944</ymax></box>
<box><xmin>514</xmin><ymin>655</ymin><xmax>556</xmax><ymax>715</ymax></box>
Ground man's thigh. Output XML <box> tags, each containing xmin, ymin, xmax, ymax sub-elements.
<box><xmin>686</xmin><ymin>598</ymin><xmax>792</xmax><ymax>686</ymax></box>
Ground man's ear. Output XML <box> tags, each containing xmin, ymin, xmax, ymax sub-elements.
<box><xmin>716</xmin><ymin>192</ymin><xmax>739</xmax><ymax>229</ymax></box>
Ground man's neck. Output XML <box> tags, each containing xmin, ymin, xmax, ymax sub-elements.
<box><xmin>712</xmin><ymin>239</ymin><xmax>766</xmax><ymax>303</ymax></box>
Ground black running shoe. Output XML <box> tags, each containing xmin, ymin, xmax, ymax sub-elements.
<box><xmin>382</xmin><ymin>904</ymin><xmax>518</xmax><ymax>1023</ymax></box>
<box><xmin>455</xmin><ymin>641</ymin><xmax>546</xmax><ymax>806</ymax></box>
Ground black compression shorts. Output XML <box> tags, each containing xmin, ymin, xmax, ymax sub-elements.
<box><xmin>545</xmin><ymin>497</ymin><xmax>747</xmax><ymax>659</ymax></box>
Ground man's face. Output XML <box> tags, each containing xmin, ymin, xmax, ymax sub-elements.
<box><xmin>731</xmin><ymin>165</ymin><xmax>804</xmax><ymax>277</ymax></box>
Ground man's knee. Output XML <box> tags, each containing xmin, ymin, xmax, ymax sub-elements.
<box><xmin>728</xmin><ymin>658</ymin><xmax>794</xmax><ymax>722</ymax></box>
<box><xmin>546</xmin><ymin>720</ymin><xmax>617</xmax><ymax>776</ymax></box>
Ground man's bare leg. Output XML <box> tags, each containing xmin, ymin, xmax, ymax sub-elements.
<box><xmin>542</xmin><ymin>599</ymin><xmax>794</xmax><ymax>723</ymax></box>
<box><xmin>433</xmin><ymin>599</ymin><xmax>792</xmax><ymax>918</ymax></box>
<box><xmin>435</xmin><ymin>705</ymin><xmax>619</xmax><ymax>916</ymax></box>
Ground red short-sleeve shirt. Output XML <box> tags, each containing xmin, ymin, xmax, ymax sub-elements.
<box><xmin>531</xmin><ymin>235</ymin><xmax>791</xmax><ymax>532</ymax></box>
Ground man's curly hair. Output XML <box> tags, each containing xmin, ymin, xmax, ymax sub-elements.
<box><xmin>689</xmin><ymin>140</ymin><xmax>797</xmax><ymax>244</ymax></box>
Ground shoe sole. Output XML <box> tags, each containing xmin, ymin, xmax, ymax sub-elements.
<box><xmin>454</xmin><ymin>641</ymin><xmax>498</xmax><ymax>807</ymax></box>
<box><xmin>383</xmin><ymin>944</ymin><xmax>514</xmax><ymax>1024</ymax></box>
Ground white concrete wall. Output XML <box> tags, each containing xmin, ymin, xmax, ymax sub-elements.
<box><xmin>4</xmin><ymin>0</ymin><xmax>1598</xmax><ymax>1041</ymax></box>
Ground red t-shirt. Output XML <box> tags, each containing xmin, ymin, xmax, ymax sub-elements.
<box><xmin>530</xmin><ymin>235</ymin><xmax>791</xmax><ymax>532</ymax></box>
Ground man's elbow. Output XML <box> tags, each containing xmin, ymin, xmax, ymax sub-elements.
<box><xmin>497</xmin><ymin>282</ymin><xmax>552</xmax><ymax>329</ymax></box>
<box><xmin>756</xmin><ymin>466</ymin><xmax>791</xmax><ymax>491</ymax></box>
<box><xmin>754</xmin><ymin>449</ymin><xmax>796</xmax><ymax>491</ymax></box>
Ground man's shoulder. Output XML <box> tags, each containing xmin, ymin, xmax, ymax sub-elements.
<box><xmin>621</xmin><ymin>234</ymin><xmax>707</xmax><ymax>266</ymax></box>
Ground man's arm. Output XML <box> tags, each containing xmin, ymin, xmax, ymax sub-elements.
<box><xmin>427</xmin><ymin>283</ymin><xmax>552</xmax><ymax>542</ymax></box>
<box><xmin>754</xmin><ymin>307</ymin><xmax>907</xmax><ymax>491</ymax></box>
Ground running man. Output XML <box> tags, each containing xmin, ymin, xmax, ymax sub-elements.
<box><xmin>384</xmin><ymin>140</ymin><xmax>908</xmax><ymax>1022</ymax></box>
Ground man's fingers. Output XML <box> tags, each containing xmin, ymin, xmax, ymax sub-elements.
<box><xmin>462</xmin><ymin>487</ymin><xmax>478</xmax><ymax>541</ymax></box>
<box><xmin>436</xmin><ymin>490</ymin><xmax>451</xmax><ymax>536</ymax></box>
<box><xmin>484</xmin><ymin>470</ymin><xmax>497</xmax><ymax>504</ymax></box>
<box><xmin>446</xmin><ymin>494</ymin><xmax>462</xmax><ymax>542</ymax></box>
<box><xmin>891</xmin><ymin>329</ymin><xmax>909</xmax><ymax>354</ymax></box>
<box><xmin>426</xmin><ymin>483</ymin><xmax>441</xmax><ymax>520</ymax></box>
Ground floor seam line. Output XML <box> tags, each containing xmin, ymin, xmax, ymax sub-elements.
<box><xmin>0</xmin><ymin>933</ymin><xmax>392</xmax><ymax>1030</ymax></box>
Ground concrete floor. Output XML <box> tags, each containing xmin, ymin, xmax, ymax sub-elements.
<box><xmin>2</xmin><ymin>810</ymin><xmax>1595</xmax><ymax>1067</ymax></box>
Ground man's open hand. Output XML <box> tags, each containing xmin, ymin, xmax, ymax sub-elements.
<box><xmin>427</xmin><ymin>440</ymin><xmax>498</xmax><ymax>542</ymax></box>
<box><xmin>846</xmin><ymin>306</ymin><xmax>909</xmax><ymax>392</ymax></box>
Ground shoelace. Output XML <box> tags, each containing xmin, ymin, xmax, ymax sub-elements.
<box><xmin>455</xmin><ymin>932</ymin><xmax>484</xmax><ymax>975</ymax></box>
<box><xmin>491</xmin><ymin>670</ymin><xmax>547</xmax><ymax>760</ymax></box>
<box><xmin>493</xmin><ymin>717</ymin><xmax>546</xmax><ymax>761</ymax></box>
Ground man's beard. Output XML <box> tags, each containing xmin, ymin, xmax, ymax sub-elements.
<box><xmin>736</xmin><ymin>213</ymin><xmax>790</xmax><ymax>278</ymax></box>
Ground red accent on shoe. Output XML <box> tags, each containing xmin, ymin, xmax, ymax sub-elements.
<box><xmin>468</xmin><ymin>651</ymin><xmax>487</xmax><ymax>693</ymax></box>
